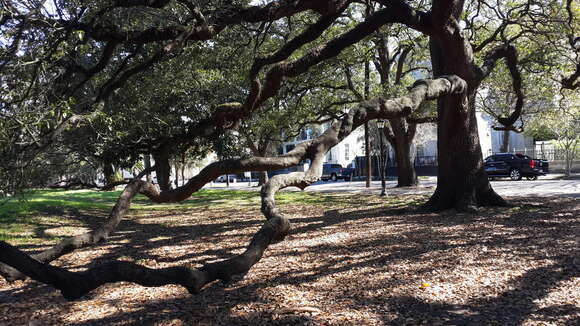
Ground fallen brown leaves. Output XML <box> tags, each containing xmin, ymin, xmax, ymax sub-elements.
<box><xmin>0</xmin><ymin>194</ymin><xmax>578</xmax><ymax>325</ymax></box>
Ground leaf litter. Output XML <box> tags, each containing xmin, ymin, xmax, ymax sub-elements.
<box><xmin>0</xmin><ymin>194</ymin><xmax>578</xmax><ymax>325</ymax></box>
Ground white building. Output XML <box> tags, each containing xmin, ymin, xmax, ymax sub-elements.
<box><xmin>280</xmin><ymin>124</ymin><xmax>365</xmax><ymax>168</ymax></box>
<box><xmin>281</xmin><ymin>110</ymin><xmax>497</xmax><ymax>169</ymax></box>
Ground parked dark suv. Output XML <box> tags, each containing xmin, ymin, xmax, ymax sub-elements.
<box><xmin>484</xmin><ymin>153</ymin><xmax>549</xmax><ymax>181</ymax></box>
<box><xmin>321</xmin><ymin>163</ymin><xmax>353</xmax><ymax>181</ymax></box>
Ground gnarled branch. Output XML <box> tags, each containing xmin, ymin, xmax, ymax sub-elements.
<box><xmin>0</xmin><ymin>76</ymin><xmax>467</xmax><ymax>298</ymax></box>
<box><xmin>478</xmin><ymin>44</ymin><xmax>524</xmax><ymax>128</ymax></box>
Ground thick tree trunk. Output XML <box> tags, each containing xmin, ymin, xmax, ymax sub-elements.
<box><xmin>103</xmin><ymin>162</ymin><xmax>115</xmax><ymax>185</ymax></box>
<box><xmin>425</xmin><ymin>36</ymin><xmax>507</xmax><ymax>211</ymax></box>
<box><xmin>144</xmin><ymin>154</ymin><xmax>152</xmax><ymax>182</ymax></box>
<box><xmin>394</xmin><ymin>138</ymin><xmax>417</xmax><ymax>187</ymax></box>
<box><xmin>258</xmin><ymin>171</ymin><xmax>269</xmax><ymax>186</ymax></box>
<box><xmin>152</xmin><ymin>145</ymin><xmax>172</xmax><ymax>191</ymax></box>
<box><xmin>389</xmin><ymin>118</ymin><xmax>418</xmax><ymax>187</ymax></box>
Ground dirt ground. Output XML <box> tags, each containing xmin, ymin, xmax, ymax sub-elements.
<box><xmin>1</xmin><ymin>194</ymin><xmax>578</xmax><ymax>325</ymax></box>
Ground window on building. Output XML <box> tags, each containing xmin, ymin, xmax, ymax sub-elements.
<box><xmin>416</xmin><ymin>145</ymin><xmax>425</xmax><ymax>157</ymax></box>
<box><xmin>344</xmin><ymin>144</ymin><xmax>350</xmax><ymax>160</ymax></box>
<box><xmin>300</xmin><ymin>129</ymin><xmax>313</xmax><ymax>140</ymax></box>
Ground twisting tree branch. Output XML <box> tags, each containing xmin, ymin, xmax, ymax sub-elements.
<box><xmin>0</xmin><ymin>76</ymin><xmax>467</xmax><ymax>298</ymax></box>
<box><xmin>169</xmin><ymin>4</ymin><xmax>428</xmax><ymax>144</ymax></box>
<box><xmin>478</xmin><ymin>44</ymin><xmax>524</xmax><ymax>128</ymax></box>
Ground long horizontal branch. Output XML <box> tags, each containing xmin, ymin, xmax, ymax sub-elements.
<box><xmin>6</xmin><ymin>1</ymin><xmax>340</xmax><ymax>45</ymax></box>
<box><xmin>0</xmin><ymin>76</ymin><xmax>467</xmax><ymax>296</ymax></box>
<box><xmin>170</xmin><ymin>3</ymin><xmax>435</xmax><ymax>145</ymax></box>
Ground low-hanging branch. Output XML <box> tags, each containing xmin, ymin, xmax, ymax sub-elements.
<box><xmin>167</xmin><ymin>2</ymin><xmax>435</xmax><ymax>146</ymax></box>
<box><xmin>0</xmin><ymin>76</ymin><xmax>467</xmax><ymax>299</ymax></box>
<box><xmin>5</xmin><ymin>1</ymin><xmax>434</xmax><ymax>184</ymax></box>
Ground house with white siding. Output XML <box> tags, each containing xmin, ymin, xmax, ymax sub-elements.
<box><xmin>280</xmin><ymin>110</ymin><xmax>496</xmax><ymax>172</ymax></box>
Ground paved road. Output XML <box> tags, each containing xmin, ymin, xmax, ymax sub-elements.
<box><xmin>207</xmin><ymin>175</ymin><xmax>580</xmax><ymax>198</ymax></box>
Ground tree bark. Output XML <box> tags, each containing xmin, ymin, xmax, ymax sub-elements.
<box><xmin>152</xmin><ymin>145</ymin><xmax>172</xmax><ymax>191</ymax></box>
<box><xmin>393</xmin><ymin>136</ymin><xmax>418</xmax><ymax>187</ymax></box>
<box><xmin>174</xmin><ymin>163</ymin><xmax>180</xmax><ymax>188</ymax></box>
<box><xmin>103</xmin><ymin>162</ymin><xmax>115</xmax><ymax>185</ymax></box>
<box><xmin>365</xmin><ymin>122</ymin><xmax>372</xmax><ymax>186</ymax></box>
<box><xmin>144</xmin><ymin>154</ymin><xmax>152</xmax><ymax>182</ymax></box>
<box><xmin>388</xmin><ymin>117</ymin><xmax>419</xmax><ymax>187</ymax></box>
<box><xmin>258</xmin><ymin>171</ymin><xmax>269</xmax><ymax>186</ymax></box>
<box><xmin>424</xmin><ymin>28</ymin><xmax>507</xmax><ymax>211</ymax></box>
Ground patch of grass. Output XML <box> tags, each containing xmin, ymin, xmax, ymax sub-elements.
<box><xmin>0</xmin><ymin>189</ymin><xmax>365</xmax><ymax>244</ymax></box>
<box><xmin>0</xmin><ymin>189</ymin><xmax>113</xmax><ymax>244</ymax></box>
<box><xmin>0</xmin><ymin>188</ymin><xmax>423</xmax><ymax>245</ymax></box>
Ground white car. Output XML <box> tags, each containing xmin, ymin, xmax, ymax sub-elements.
<box><xmin>216</xmin><ymin>175</ymin><xmax>237</xmax><ymax>183</ymax></box>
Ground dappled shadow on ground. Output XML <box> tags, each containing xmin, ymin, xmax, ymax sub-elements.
<box><xmin>0</xmin><ymin>194</ymin><xmax>578</xmax><ymax>325</ymax></box>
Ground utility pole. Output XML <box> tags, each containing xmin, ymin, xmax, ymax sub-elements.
<box><xmin>365</xmin><ymin>123</ymin><xmax>371</xmax><ymax>187</ymax></box>
<box><xmin>377</xmin><ymin>120</ymin><xmax>387</xmax><ymax>196</ymax></box>
<box><xmin>364</xmin><ymin>57</ymin><xmax>371</xmax><ymax>188</ymax></box>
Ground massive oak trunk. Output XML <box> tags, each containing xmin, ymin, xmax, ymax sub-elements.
<box><xmin>387</xmin><ymin>117</ymin><xmax>418</xmax><ymax>187</ymax></box>
<box><xmin>258</xmin><ymin>171</ymin><xmax>269</xmax><ymax>186</ymax></box>
<box><xmin>425</xmin><ymin>35</ymin><xmax>506</xmax><ymax>211</ymax></box>
<box><xmin>103</xmin><ymin>162</ymin><xmax>115</xmax><ymax>185</ymax></box>
<box><xmin>152</xmin><ymin>145</ymin><xmax>172</xmax><ymax>191</ymax></box>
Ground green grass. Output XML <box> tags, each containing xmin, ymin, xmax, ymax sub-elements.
<box><xmin>0</xmin><ymin>188</ymin><xmax>424</xmax><ymax>245</ymax></box>
<box><xmin>0</xmin><ymin>188</ymin><xmax>363</xmax><ymax>244</ymax></box>
<box><xmin>0</xmin><ymin>189</ymin><xmax>115</xmax><ymax>244</ymax></box>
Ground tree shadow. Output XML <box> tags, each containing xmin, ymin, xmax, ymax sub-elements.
<box><xmin>1</xmin><ymin>195</ymin><xmax>578</xmax><ymax>325</ymax></box>
<box><xmin>381</xmin><ymin>255</ymin><xmax>580</xmax><ymax>325</ymax></box>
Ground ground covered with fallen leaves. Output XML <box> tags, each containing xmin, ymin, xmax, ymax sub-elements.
<box><xmin>0</xmin><ymin>189</ymin><xmax>579</xmax><ymax>325</ymax></box>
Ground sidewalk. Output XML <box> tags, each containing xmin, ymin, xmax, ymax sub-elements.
<box><xmin>204</xmin><ymin>174</ymin><xmax>580</xmax><ymax>198</ymax></box>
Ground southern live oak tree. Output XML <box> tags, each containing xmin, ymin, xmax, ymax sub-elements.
<box><xmin>0</xmin><ymin>0</ymin><xmax>577</xmax><ymax>300</ymax></box>
<box><xmin>369</xmin><ymin>21</ymin><xmax>433</xmax><ymax>187</ymax></box>
<box><xmin>338</xmin><ymin>20</ymin><xmax>431</xmax><ymax>187</ymax></box>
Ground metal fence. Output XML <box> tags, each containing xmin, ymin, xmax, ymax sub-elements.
<box><xmin>354</xmin><ymin>146</ymin><xmax>579</xmax><ymax>177</ymax></box>
<box><xmin>486</xmin><ymin>148</ymin><xmax>580</xmax><ymax>161</ymax></box>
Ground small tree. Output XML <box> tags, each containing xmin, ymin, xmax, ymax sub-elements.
<box><xmin>525</xmin><ymin>92</ymin><xmax>580</xmax><ymax>176</ymax></box>
<box><xmin>552</xmin><ymin>113</ymin><xmax>579</xmax><ymax>177</ymax></box>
